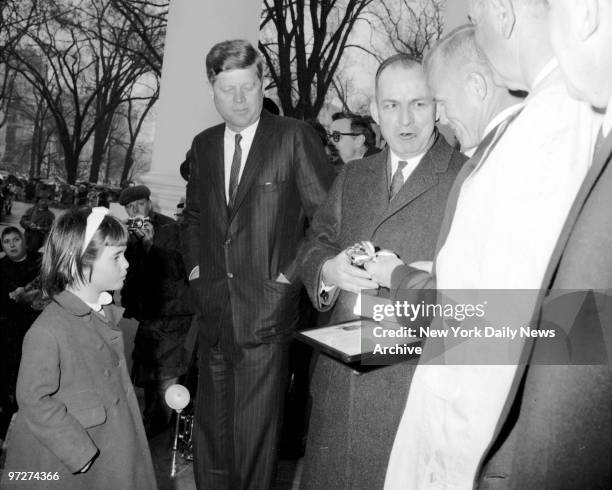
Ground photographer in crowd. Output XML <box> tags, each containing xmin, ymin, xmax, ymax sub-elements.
<box><xmin>119</xmin><ymin>185</ymin><xmax>193</xmax><ymax>437</ymax></box>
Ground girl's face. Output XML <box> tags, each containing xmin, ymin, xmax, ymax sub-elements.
<box><xmin>89</xmin><ymin>245</ymin><xmax>129</xmax><ymax>292</ymax></box>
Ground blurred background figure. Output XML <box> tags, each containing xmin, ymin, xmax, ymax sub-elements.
<box><xmin>119</xmin><ymin>184</ymin><xmax>193</xmax><ymax>438</ymax></box>
<box><xmin>328</xmin><ymin>112</ymin><xmax>380</xmax><ymax>163</ymax></box>
<box><xmin>0</xmin><ymin>226</ymin><xmax>44</xmax><ymax>441</ymax></box>
<box><xmin>19</xmin><ymin>194</ymin><xmax>55</xmax><ymax>253</ymax></box>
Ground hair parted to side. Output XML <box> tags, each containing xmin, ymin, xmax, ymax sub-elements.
<box><xmin>206</xmin><ymin>39</ymin><xmax>264</xmax><ymax>84</ymax></box>
<box><xmin>41</xmin><ymin>208</ymin><xmax>128</xmax><ymax>298</ymax></box>
<box><xmin>331</xmin><ymin>112</ymin><xmax>377</xmax><ymax>149</ymax></box>
<box><xmin>375</xmin><ymin>53</ymin><xmax>422</xmax><ymax>94</ymax></box>
<box><xmin>1</xmin><ymin>226</ymin><xmax>23</xmax><ymax>241</ymax></box>
<box><xmin>423</xmin><ymin>25</ymin><xmax>493</xmax><ymax>78</ymax></box>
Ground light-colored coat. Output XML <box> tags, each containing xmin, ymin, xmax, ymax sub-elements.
<box><xmin>1</xmin><ymin>291</ymin><xmax>157</xmax><ymax>490</ymax></box>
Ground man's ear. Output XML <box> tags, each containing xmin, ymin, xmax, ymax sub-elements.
<box><xmin>467</xmin><ymin>71</ymin><xmax>488</xmax><ymax>101</ymax></box>
<box><xmin>356</xmin><ymin>133</ymin><xmax>366</xmax><ymax>148</ymax></box>
<box><xmin>491</xmin><ymin>0</ymin><xmax>516</xmax><ymax>39</ymax></box>
<box><xmin>207</xmin><ymin>80</ymin><xmax>214</xmax><ymax>98</ymax></box>
<box><xmin>575</xmin><ymin>0</ymin><xmax>600</xmax><ymax>41</ymax></box>
<box><xmin>370</xmin><ymin>99</ymin><xmax>380</xmax><ymax>125</ymax></box>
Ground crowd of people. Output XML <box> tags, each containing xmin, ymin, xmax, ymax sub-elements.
<box><xmin>1</xmin><ymin>0</ymin><xmax>611</xmax><ymax>488</ymax></box>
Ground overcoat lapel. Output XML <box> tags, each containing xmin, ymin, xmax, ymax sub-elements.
<box><xmin>356</xmin><ymin>150</ymin><xmax>393</xmax><ymax>238</ymax></box>
<box><xmin>373</xmin><ymin>133</ymin><xmax>449</xmax><ymax>233</ymax></box>
<box><xmin>229</xmin><ymin>110</ymin><xmax>274</xmax><ymax>220</ymax></box>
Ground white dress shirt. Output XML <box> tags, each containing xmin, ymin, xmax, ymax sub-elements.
<box><xmin>224</xmin><ymin>119</ymin><xmax>259</xmax><ymax>203</ymax></box>
<box><xmin>384</xmin><ymin>60</ymin><xmax>602</xmax><ymax>490</ymax></box>
<box><xmin>389</xmin><ymin>149</ymin><xmax>425</xmax><ymax>185</ymax></box>
<box><xmin>603</xmin><ymin>94</ymin><xmax>612</xmax><ymax>138</ymax></box>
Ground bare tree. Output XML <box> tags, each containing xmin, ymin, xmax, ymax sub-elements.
<box><xmin>3</xmin><ymin>0</ymin><xmax>163</xmax><ymax>184</ymax></box>
<box><xmin>108</xmin><ymin>0</ymin><xmax>167</xmax><ymax>77</ymax></box>
<box><xmin>367</xmin><ymin>0</ymin><xmax>445</xmax><ymax>60</ymax></box>
<box><xmin>118</xmin><ymin>77</ymin><xmax>160</xmax><ymax>184</ymax></box>
<box><xmin>259</xmin><ymin>0</ymin><xmax>375</xmax><ymax>119</ymax></box>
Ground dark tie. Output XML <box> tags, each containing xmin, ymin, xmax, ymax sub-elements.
<box><xmin>389</xmin><ymin>160</ymin><xmax>408</xmax><ymax>199</ymax></box>
<box><xmin>228</xmin><ymin>133</ymin><xmax>242</xmax><ymax>209</ymax></box>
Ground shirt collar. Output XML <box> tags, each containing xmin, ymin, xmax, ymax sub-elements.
<box><xmin>389</xmin><ymin>148</ymin><xmax>427</xmax><ymax>168</ymax></box>
<box><xmin>603</xmin><ymin>94</ymin><xmax>612</xmax><ymax>137</ymax></box>
<box><xmin>482</xmin><ymin>103</ymin><xmax>525</xmax><ymax>138</ymax></box>
<box><xmin>531</xmin><ymin>58</ymin><xmax>559</xmax><ymax>90</ymax></box>
<box><xmin>83</xmin><ymin>291</ymin><xmax>113</xmax><ymax>312</ymax></box>
<box><xmin>224</xmin><ymin>117</ymin><xmax>260</xmax><ymax>142</ymax></box>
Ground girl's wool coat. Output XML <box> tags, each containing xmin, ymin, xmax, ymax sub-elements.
<box><xmin>1</xmin><ymin>291</ymin><xmax>157</xmax><ymax>490</ymax></box>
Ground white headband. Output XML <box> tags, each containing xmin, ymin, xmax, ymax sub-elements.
<box><xmin>82</xmin><ymin>207</ymin><xmax>109</xmax><ymax>254</ymax></box>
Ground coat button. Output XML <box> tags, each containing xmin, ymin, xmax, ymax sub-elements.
<box><xmin>227</xmin><ymin>272</ymin><xmax>234</xmax><ymax>278</ymax></box>
<box><xmin>224</xmin><ymin>238</ymin><xmax>231</xmax><ymax>246</ymax></box>
<box><xmin>104</xmin><ymin>369</ymin><xmax>111</xmax><ymax>377</ymax></box>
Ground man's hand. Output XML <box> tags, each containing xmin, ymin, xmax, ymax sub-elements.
<box><xmin>321</xmin><ymin>250</ymin><xmax>379</xmax><ymax>294</ymax></box>
<box><xmin>133</xmin><ymin>220</ymin><xmax>154</xmax><ymax>251</ymax></box>
<box><xmin>364</xmin><ymin>253</ymin><xmax>405</xmax><ymax>289</ymax></box>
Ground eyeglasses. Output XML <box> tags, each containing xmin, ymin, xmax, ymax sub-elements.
<box><xmin>328</xmin><ymin>131</ymin><xmax>362</xmax><ymax>143</ymax></box>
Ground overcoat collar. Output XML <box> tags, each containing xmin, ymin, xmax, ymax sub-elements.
<box><xmin>365</xmin><ymin>131</ymin><xmax>453</xmax><ymax>235</ymax></box>
<box><xmin>52</xmin><ymin>290</ymin><xmax>124</xmax><ymax>326</ymax></box>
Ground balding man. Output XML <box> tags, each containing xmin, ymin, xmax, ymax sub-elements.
<box><xmin>367</xmin><ymin>25</ymin><xmax>524</xmax><ymax>290</ymax></box>
<box><xmin>471</xmin><ymin>1</ymin><xmax>612</xmax><ymax>488</ymax></box>
<box><xmin>426</xmin><ymin>25</ymin><xmax>523</xmax><ymax>157</ymax></box>
<box><xmin>297</xmin><ymin>54</ymin><xmax>465</xmax><ymax>488</ymax></box>
<box><xmin>382</xmin><ymin>1</ymin><xmax>603</xmax><ymax>488</ymax></box>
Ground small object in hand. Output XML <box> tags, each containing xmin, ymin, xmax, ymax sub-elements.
<box><xmin>346</xmin><ymin>240</ymin><xmax>377</xmax><ymax>267</ymax></box>
<box><xmin>126</xmin><ymin>216</ymin><xmax>151</xmax><ymax>232</ymax></box>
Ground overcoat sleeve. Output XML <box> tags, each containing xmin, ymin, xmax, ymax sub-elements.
<box><xmin>297</xmin><ymin>164</ymin><xmax>349</xmax><ymax>311</ymax></box>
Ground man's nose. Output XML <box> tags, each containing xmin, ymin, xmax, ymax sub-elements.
<box><xmin>437</xmin><ymin>105</ymin><xmax>448</xmax><ymax>125</ymax></box>
<box><xmin>234</xmin><ymin>88</ymin><xmax>246</xmax><ymax>103</ymax></box>
<box><xmin>399</xmin><ymin>105</ymin><xmax>414</xmax><ymax>126</ymax></box>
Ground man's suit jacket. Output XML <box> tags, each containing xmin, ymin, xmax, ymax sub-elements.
<box><xmin>298</xmin><ymin>132</ymin><xmax>466</xmax><ymax>322</ymax></box>
<box><xmin>181</xmin><ymin>109</ymin><xmax>333</xmax><ymax>346</ymax></box>
<box><xmin>477</xmin><ymin>132</ymin><xmax>612</xmax><ymax>488</ymax></box>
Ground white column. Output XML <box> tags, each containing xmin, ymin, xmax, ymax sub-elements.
<box><xmin>141</xmin><ymin>0</ymin><xmax>262</xmax><ymax>217</ymax></box>
<box><xmin>444</xmin><ymin>0</ymin><xmax>469</xmax><ymax>32</ymax></box>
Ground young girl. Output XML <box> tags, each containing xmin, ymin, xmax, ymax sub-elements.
<box><xmin>1</xmin><ymin>208</ymin><xmax>157</xmax><ymax>490</ymax></box>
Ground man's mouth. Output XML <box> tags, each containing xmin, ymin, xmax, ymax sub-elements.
<box><xmin>399</xmin><ymin>132</ymin><xmax>416</xmax><ymax>139</ymax></box>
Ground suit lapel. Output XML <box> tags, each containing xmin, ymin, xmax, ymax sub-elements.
<box><xmin>205</xmin><ymin>125</ymin><xmax>227</xmax><ymax>221</ymax></box>
<box><xmin>229</xmin><ymin>110</ymin><xmax>274</xmax><ymax>220</ymax></box>
<box><xmin>477</xmin><ymin>129</ymin><xmax>612</xmax><ymax>481</ymax></box>
<box><xmin>539</xmin><ymin>129</ymin><xmax>612</xmax><ymax>291</ymax></box>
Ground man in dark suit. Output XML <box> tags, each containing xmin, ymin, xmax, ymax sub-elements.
<box><xmin>180</xmin><ymin>40</ymin><xmax>332</xmax><ymax>490</ymax></box>
<box><xmin>473</xmin><ymin>1</ymin><xmax>612</xmax><ymax>488</ymax></box>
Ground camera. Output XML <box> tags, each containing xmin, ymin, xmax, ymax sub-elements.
<box><xmin>126</xmin><ymin>216</ymin><xmax>150</xmax><ymax>232</ymax></box>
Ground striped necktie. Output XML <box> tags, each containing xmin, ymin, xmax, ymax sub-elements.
<box><xmin>228</xmin><ymin>133</ymin><xmax>242</xmax><ymax>209</ymax></box>
<box><xmin>389</xmin><ymin>160</ymin><xmax>408</xmax><ymax>199</ymax></box>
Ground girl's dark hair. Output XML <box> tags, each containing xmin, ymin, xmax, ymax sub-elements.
<box><xmin>41</xmin><ymin>208</ymin><xmax>128</xmax><ymax>298</ymax></box>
